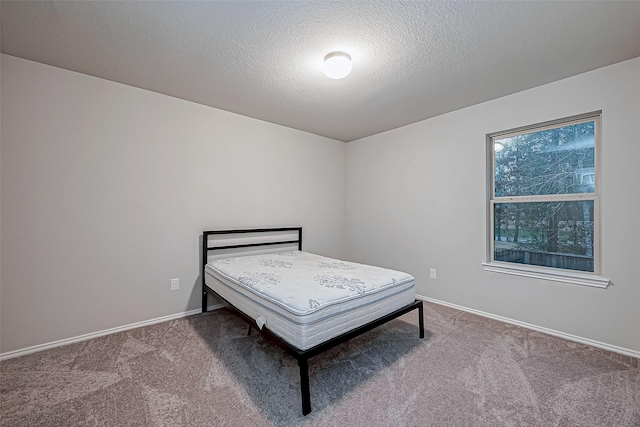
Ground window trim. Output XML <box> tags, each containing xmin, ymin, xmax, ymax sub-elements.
<box><xmin>484</xmin><ymin>111</ymin><xmax>610</xmax><ymax>288</ymax></box>
<box><xmin>481</xmin><ymin>261</ymin><xmax>610</xmax><ymax>288</ymax></box>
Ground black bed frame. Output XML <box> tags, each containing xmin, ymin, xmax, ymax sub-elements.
<box><xmin>201</xmin><ymin>227</ymin><xmax>424</xmax><ymax>415</ymax></box>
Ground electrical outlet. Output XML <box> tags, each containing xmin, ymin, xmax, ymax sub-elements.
<box><xmin>430</xmin><ymin>268</ymin><xmax>437</xmax><ymax>279</ymax></box>
<box><xmin>170</xmin><ymin>278</ymin><xmax>180</xmax><ymax>291</ymax></box>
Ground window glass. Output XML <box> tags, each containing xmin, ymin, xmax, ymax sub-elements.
<box><xmin>488</xmin><ymin>113</ymin><xmax>601</xmax><ymax>277</ymax></box>
<box><xmin>494</xmin><ymin>201</ymin><xmax>594</xmax><ymax>272</ymax></box>
<box><xmin>494</xmin><ymin>122</ymin><xmax>595</xmax><ymax>197</ymax></box>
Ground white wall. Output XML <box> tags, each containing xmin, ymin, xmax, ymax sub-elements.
<box><xmin>0</xmin><ymin>55</ymin><xmax>346</xmax><ymax>354</ymax></box>
<box><xmin>2</xmin><ymin>53</ymin><xmax>638</xmax><ymax>357</ymax></box>
<box><xmin>0</xmin><ymin>51</ymin><xmax>3</xmax><ymax>351</ymax></box>
<box><xmin>346</xmin><ymin>57</ymin><xmax>640</xmax><ymax>354</ymax></box>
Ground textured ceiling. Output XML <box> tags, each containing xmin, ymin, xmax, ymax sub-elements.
<box><xmin>2</xmin><ymin>1</ymin><xmax>640</xmax><ymax>142</ymax></box>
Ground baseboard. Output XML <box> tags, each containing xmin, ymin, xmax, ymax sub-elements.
<box><xmin>0</xmin><ymin>303</ymin><xmax>225</xmax><ymax>361</ymax></box>
<box><xmin>6</xmin><ymin>297</ymin><xmax>637</xmax><ymax>362</ymax></box>
<box><xmin>416</xmin><ymin>294</ymin><xmax>640</xmax><ymax>360</ymax></box>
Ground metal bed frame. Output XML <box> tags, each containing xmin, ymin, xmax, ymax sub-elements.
<box><xmin>201</xmin><ymin>227</ymin><xmax>424</xmax><ymax>415</ymax></box>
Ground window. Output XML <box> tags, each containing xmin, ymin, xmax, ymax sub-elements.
<box><xmin>484</xmin><ymin>112</ymin><xmax>609</xmax><ymax>288</ymax></box>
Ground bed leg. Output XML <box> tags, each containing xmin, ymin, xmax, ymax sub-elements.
<box><xmin>202</xmin><ymin>290</ymin><xmax>207</xmax><ymax>313</ymax></box>
<box><xmin>247</xmin><ymin>325</ymin><xmax>252</xmax><ymax>336</ymax></box>
<box><xmin>298</xmin><ymin>358</ymin><xmax>311</xmax><ymax>415</ymax></box>
<box><xmin>418</xmin><ymin>301</ymin><xmax>425</xmax><ymax>339</ymax></box>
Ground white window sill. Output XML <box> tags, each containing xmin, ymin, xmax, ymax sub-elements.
<box><xmin>482</xmin><ymin>262</ymin><xmax>610</xmax><ymax>288</ymax></box>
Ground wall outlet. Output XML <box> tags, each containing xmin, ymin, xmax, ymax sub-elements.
<box><xmin>170</xmin><ymin>278</ymin><xmax>180</xmax><ymax>291</ymax></box>
<box><xmin>430</xmin><ymin>268</ymin><xmax>437</xmax><ymax>279</ymax></box>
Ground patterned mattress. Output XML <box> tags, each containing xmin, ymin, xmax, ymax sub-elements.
<box><xmin>204</xmin><ymin>251</ymin><xmax>415</xmax><ymax>350</ymax></box>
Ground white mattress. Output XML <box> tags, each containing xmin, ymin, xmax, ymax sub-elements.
<box><xmin>204</xmin><ymin>251</ymin><xmax>415</xmax><ymax>350</ymax></box>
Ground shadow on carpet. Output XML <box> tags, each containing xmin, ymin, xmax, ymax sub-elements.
<box><xmin>188</xmin><ymin>308</ymin><xmax>429</xmax><ymax>425</ymax></box>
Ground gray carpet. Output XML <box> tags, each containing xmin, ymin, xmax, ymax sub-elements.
<box><xmin>1</xmin><ymin>301</ymin><xmax>639</xmax><ymax>426</ymax></box>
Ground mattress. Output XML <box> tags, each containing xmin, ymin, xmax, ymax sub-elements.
<box><xmin>204</xmin><ymin>251</ymin><xmax>415</xmax><ymax>350</ymax></box>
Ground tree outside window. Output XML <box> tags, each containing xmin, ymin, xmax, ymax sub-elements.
<box><xmin>489</xmin><ymin>113</ymin><xmax>601</xmax><ymax>274</ymax></box>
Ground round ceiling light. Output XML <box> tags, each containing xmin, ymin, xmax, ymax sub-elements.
<box><xmin>323</xmin><ymin>51</ymin><xmax>352</xmax><ymax>79</ymax></box>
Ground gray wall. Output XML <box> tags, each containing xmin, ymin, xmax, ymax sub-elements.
<box><xmin>2</xmin><ymin>53</ymin><xmax>639</xmax><ymax>357</ymax></box>
<box><xmin>346</xmin><ymin>57</ymin><xmax>640</xmax><ymax>354</ymax></box>
<box><xmin>0</xmin><ymin>55</ymin><xmax>347</xmax><ymax>353</ymax></box>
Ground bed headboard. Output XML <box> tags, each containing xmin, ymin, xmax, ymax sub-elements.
<box><xmin>201</xmin><ymin>227</ymin><xmax>302</xmax><ymax>295</ymax></box>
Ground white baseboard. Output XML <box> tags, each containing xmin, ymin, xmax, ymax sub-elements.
<box><xmin>0</xmin><ymin>303</ymin><xmax>225</xmax><ymax>361</ymax></box>
<box><xmin>206</xmin><ymin>303</ymin><xmax>226</xmax><ymax>312</ymax></box>
<box><xmin>6</xmin><ymin>298</ymin><xmax>637</xmax><ymax>362</ymax></box>
<box><xmin>416</xmin><ymin>294</ymin><xmax>640</xmax><ymax>360</ymax></box>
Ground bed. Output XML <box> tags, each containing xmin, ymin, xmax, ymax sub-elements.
<box><xmin>201</xmin><ymin>228</ymin><xmax>424</xmax><ymax>415</ymax></box>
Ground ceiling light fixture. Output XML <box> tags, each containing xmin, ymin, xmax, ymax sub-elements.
<box><xmin>323</xmin><ymin>51</ymin><xmax>352</xmax><ymax>79</ymax></box>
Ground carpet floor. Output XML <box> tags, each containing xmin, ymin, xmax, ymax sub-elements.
<box><xmin>1</xmin><ymin>301</ymin><xmax>639</xmax><ymax>426</ymax></box>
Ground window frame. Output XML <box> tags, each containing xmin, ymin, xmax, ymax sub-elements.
<box><xmin>483</xmin><ymin>111</ymin><xmax>610</xmax><ymax>288</ymax></box>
